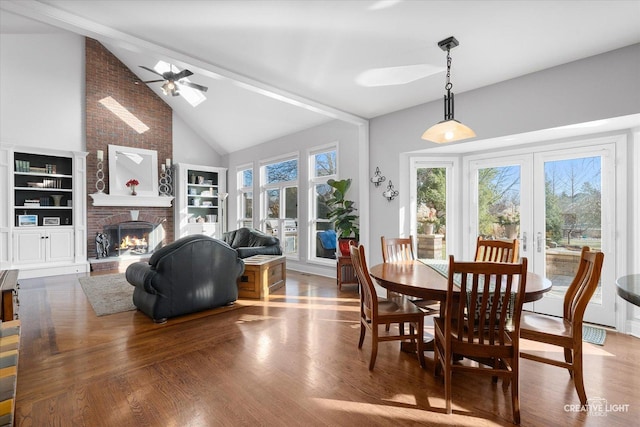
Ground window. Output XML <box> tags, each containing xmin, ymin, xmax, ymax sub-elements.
<box><xmin>309</xmin><ymin>146</ymin><xmax>337</xmax><ymax>261</ymax></box>
<box><xmin>261</xmin><ymin>156</ymin><xmax>298</xmax><ymax>257</ymax></box>
<box><xmin>410</xmin><ymin>158</ymin><xmax>457</xmax><ymax>261</ymax></box>
<box><xmin>237</xmin><ymin>166</ymin><xmax>253</xmax><ymax>229</ymax></box>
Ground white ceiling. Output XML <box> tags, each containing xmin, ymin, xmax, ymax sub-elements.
<box><xmin>1</xmin><ymin>0</ymin><xmax>639</xmax><ymax>155</ymax></box>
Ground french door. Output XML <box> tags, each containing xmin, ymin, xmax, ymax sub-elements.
<box><xmin>469</xmin><ymin>142</ymin><xmax>617</xmax><ymax>326</ymax></box>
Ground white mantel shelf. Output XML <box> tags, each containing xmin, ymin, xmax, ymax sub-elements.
<box><xmin>90</xmin><ymin>193</ymin><xmax>174</xmax><ymax>207</ymax></box>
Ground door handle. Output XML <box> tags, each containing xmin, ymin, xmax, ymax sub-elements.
<box><xmin>537</xmin><ymin>232</ymin><xmax>543</xmax><ymax>253</ymax></box>
<box><xmin>522</xmin><ymin>232</ymin><xmax>527</xmax><ymax>251</ymax></box>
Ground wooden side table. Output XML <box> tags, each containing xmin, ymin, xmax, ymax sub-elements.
<box><xmin>337</xmin><ymin>255</ymin><xmax>358</xmax><ymax>290</ymax></box>
<box><xmin>238</xmin><ymin>255</ymin><xmax>286</xmax><ymax>299</ymax></box>
<box><xmin>0</xmin><ymin>270</ymin><xmax>19</xmax><ymax>321</ymax></box>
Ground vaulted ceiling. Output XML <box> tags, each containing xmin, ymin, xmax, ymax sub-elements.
<box><xmin>2</xmin><ymin>0</ymin><xmax>639</xmax><ymax>155</ymax></box>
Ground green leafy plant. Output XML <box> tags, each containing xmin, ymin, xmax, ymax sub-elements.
<box><xmin>326</xmin><ymin>178</ymin><xmax>359</xmax><ymax>240</ymax></box>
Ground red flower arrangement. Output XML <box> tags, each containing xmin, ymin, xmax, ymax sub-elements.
<box><xmin>126</xmin><ymin>179</ymin><xmax>139</xmax><ymax>187</ymax></box>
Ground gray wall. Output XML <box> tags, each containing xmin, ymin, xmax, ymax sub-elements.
<box><xmin>226</xmin><ymin>119</ymin><xmax>360</xmax><ymax>276</ymax></box>
<box><xmin>368</xmin><ymin>43</ymin><xmax>640</xmax><ymax>265</ymax></box>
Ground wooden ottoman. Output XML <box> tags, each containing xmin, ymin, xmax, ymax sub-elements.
<box><xmin>238</xmin><ymin>255</ymin><xmax>286</xmax><ymax>299</ymax></box>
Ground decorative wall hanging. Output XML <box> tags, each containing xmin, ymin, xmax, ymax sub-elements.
<box><xmin>370</xmin><ymin>167</ymin><xmax>386</xmax><ymax>187</ymax></box>
<box><xmin>382</xmin><ymin>181</ymin><xmax>399</xmax><ymax>201</ymax></box>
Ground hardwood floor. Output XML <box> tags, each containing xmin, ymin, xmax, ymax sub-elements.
<box><xmin>13</xmin><ymin>270</ymin><xmax>640</xmax><ymax>426</ymax></box>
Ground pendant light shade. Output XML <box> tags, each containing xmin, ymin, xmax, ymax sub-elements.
<box><xmin>421</xmin><ymin>119</ymin><xmax>476</xmax><ymax>143</ymax></box>
<box><xmin>422</xmin><ymin>36</ymin><xmax>476</xmax><ymax>143</ymax></box>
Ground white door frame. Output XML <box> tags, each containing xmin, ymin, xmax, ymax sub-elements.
<box><xmin>463</xmin><ymin>134</ymin><xmax>627</xmax><ymax>327</ymax></box>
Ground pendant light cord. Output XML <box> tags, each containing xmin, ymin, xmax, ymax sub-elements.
<box><xmin>445</xmin><ymin>48</ymin><xmax>453</xmax><ymax>91</ymax></box>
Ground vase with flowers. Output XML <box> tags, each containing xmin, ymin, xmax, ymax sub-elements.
<box><xmin>126</xmin><ymin>179</ymin><xmax>139</xmax><ymax>196</ymax></box>
<box><xmin>417</xmin><ymin>204</ymin><xmax>438</xmax><ymax>235</ymax></box>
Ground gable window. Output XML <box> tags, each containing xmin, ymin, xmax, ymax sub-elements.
<box><xmin>309</xmin><ymin>146</ymin><xmax>337</xmax><ymax>261</ymax></box>
<box><xmin>261</xmin><ymin>156</ymin><xmax>299</xmax><ymax>258</ymax></box>
<box><xmin>237</xmin><ymin>166</ymin><xmax>253</xmax><ymax>229</ymax></box>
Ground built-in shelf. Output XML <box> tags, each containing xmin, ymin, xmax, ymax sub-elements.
<box><xmin>90</xmin><ymin>193</ymin><xmax>174</xmax><ymax>207</ymax></box>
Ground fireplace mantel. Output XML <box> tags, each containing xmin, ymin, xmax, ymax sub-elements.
<box><xmin>90</xmin><ymin>193</ymin><xmax>174</xmax><ymax>207</ymax></box>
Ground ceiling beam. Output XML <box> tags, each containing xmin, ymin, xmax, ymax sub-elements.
<box><xmin>1</xmin><ymin>0</ymin><xmax>368</xmax><ymax>127</ymax></box>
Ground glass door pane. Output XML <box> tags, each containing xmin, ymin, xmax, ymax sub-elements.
<box><xmin>477</xmin><ymin>165</ymin><xmax>521</xmax><ymax>241</ymax></box>
<box><xmin>545</xmin><ymin>156</ymin><xmax>602</xmax><ymax>302</ymax></box>
<box><xmin>416</xmin><ymin>167</ymin><xmax>447</xmax><ymax>260</ymax></box>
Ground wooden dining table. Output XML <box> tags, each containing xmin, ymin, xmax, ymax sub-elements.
<box><xmin>370</xmin><ymin>259</ymin><xmax>552</xmax><ymax>305</ymax></box>
<box><xmin>369</xmin><ymin>259</ymin><xmax>552</xmax><ymax>353</ymax></box>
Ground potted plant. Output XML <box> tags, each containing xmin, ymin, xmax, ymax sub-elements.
<box><xmin>326</xmin><ymin>178</ymin><xmax>360</xmax><ymax>256</ymax></box>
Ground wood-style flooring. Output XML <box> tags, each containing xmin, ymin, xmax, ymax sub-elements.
<box><xmin>12</xmin><ymin>270</ymin><xmax>640</xmax><ymax>426</ymax></box>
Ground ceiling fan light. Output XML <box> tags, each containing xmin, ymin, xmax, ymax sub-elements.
<box><xmin>421</xmin><ymin>119</ymin><xmax>476</xmax><ymax>143</ymax></box>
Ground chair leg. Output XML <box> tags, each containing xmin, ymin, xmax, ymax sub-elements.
<box><xmin>415</xmin><ymin>319</ymin><xmax>426</xmax><ymax>369</ymax></box>
<box><xmin>573</xmin><ymin>346</ymin><xmax>587</xmax><ymax>406</ymax></box>
<box><xmin>511</xmin><ymin>365</ymin><xmax>521</xmax><ymax>424</ymax></box>
<box><xmin>564</xmin><ymin>348</ymin><xmax>574</xmax><ymax>378</ymax></box>
<box><xmin>369</xmin><ymin>325</ymin><xmax>379</xmax><ymax>370</ymax></box>
<box><xmin>358</xmin><ymin>320</ymin><xmax>366</xmax><ymax>349</ymax></box>
<box><xmin>444</xmin><ymin>355</ymin><xmax>452</xmax><ymax>414</ymax></box>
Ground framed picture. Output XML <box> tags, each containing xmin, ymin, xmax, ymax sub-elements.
<box><xmin>18</xmin><ymin>215</ymin><xmax>38</xmax><ymax>227</ymax></box>
<box><xmin>43</xmin><ymin>217</ymin><xmax>61</xmax><ymax>226</ymax></box>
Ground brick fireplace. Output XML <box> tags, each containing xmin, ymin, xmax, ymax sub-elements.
<box><xmin>85</xmin><ymin>38</ymin><xmax>174</xmax><ymax>272</ymax></box>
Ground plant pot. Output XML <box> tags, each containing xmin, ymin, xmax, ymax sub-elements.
<box><xmin>338</xmin><ymin>238</ymin><xmax>358</xmax><ymax>256</ymax></box>
<box><xmin>504</xmin><ymin>224</ymin><xmax>519</xmax><ymax>239</ymax></box>
<box><xmin>424</xmin><ymin>223</ymin><xmax>435</xmax><ymax>235</ymax></box>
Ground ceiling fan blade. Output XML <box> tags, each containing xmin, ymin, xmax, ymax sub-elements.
<box><xmin>139</xmin><ymin>65</ymin><xmax>164</xmax><ymax>77</ymax></box>
<box><xmin>173</xmin><ymin>69</ymin><xmax>193</xmax><ymax>80</ymax></box>
<box><xmin>179</xmin><ymin>81</ymin><xmax>208</xmax><ymax>92</ymax></box>
<box><xmin>142</xmin><ymin>79</ymin><xmax>164</xmax><ymax>84</ymax></box>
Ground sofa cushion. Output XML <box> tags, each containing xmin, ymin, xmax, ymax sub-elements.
<box><xmin>237</xmin><ymin>245</ymin><xmax>283</xmax><ymax>258</ymax></box>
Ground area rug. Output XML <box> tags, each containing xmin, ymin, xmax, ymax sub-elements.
<box><xmin>78</xmin><ymin>273</ymin><xmax>136</xmax><ymax>316</ymax></box>
<box><xmin>583</xmin><ymin>325</ymin><xmax>606</xmax><ymax>346</ymax></box>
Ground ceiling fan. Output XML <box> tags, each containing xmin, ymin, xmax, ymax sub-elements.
<box><xmin>139</xmin><ymin>65</ymin><xmax>208</xmax><ymax>96</ymax></box>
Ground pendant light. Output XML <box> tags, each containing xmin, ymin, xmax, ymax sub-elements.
<box><xmin>422</xmin><ymin>36</ymin><xmax>476</xmax><ymax>143</ymax></box>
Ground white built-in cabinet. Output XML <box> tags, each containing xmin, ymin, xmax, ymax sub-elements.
<box><xmin>13</xmin><ymin>228</ymin><xmax>74</xmax><ymax>264</ymax></box>
<box><xmin>174</xmin><ymin>163</ymin><xmax>227</xmax><ymax>239</ymax></box>
<box><xmin>0</xmin><ymin>144</ymin><xmax>89</xmax><ymax>278</ymax></box>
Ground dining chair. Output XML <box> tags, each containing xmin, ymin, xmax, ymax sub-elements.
<box><xmin>350</xmin><ymin>243</ymin><xmax>426</xmax><ymax>370</ymax></box>
<box><xmin>381</xmin><ymin>236</ymin><xmax>440</xmax><ymax>333</ymax></box>
<box><xmin>520</xmin><ymin>246</ymin><xmax>604</xmax><ymax>406</ymax></box>
<box><xmin>434</xmin><ymin>255</ymin><xmax>528</xmax><ymax>424</ymax></box>
<box><xmin>475</xmin><ymin>236</ymin><xmax>519</xmax><ymax>263</ymax></box>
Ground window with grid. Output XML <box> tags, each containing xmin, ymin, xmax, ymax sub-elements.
<box><xmin>309</xmin><ymin>146</ymin><xmax>337</xmax><ymax>261</ymax></box>
<box><xmin>261</xmin><ymin>156</ymin><xmax>298</xmax><ymax>257</ymax></box>
<box><xmin>237</xmin><ymin>166</ymin><xmax>253</xmax><ymax>229</ymax></box>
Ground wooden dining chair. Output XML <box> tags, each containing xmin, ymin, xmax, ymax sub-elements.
<box><xmin>520</xmin><ymin>246</ymin><xmax>604</xmax><ymax>406</ymax></box>
<box><xmin>434</xmin><ymin>255</ymin><xmax>528</xmax><ymax>424</ymax></box>
<box><xmin>350</xmin><ymin>243</ymin><xmax>426</xmax><ymax>370</ymax></box>
<box><xmin>381</xmin><ymin>236</ymin><xmax>439</xmax><ymax>332</ymax></box>
<box><xmin>475</xmin><ymin>236</ymin><xmax>519</xmax><ymax>263</ymax></box>
<box><xmin>381</xmin><ymin>236</ymin><xmax>416</xmax><ymax>263</ymax></box>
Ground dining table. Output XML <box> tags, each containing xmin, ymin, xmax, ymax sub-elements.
<box><xmin>370</xmin><ymin>259</ymin><xmax>552</xmax><ymax>305</ymax></box>
<box><xmin>369</xmin><ymin>259</ymin><xmax>553</xmax><ymax>352</ymax></box>
<box><xmin>616</xmin><ymin>274</ymin><xmax>640</xmax><ymax>307</ymax></box>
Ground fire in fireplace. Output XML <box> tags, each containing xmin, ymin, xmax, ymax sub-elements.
<box><xmin>103</xmin><ymin>221</ymin><xmax>163</xmax><ymax>257</ymax></box>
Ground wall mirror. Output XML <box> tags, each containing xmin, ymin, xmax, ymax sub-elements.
<box><xmin>108</xmin><ymin>144</ymin><xmax>158</xmax><ymax>196</ymax></box>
